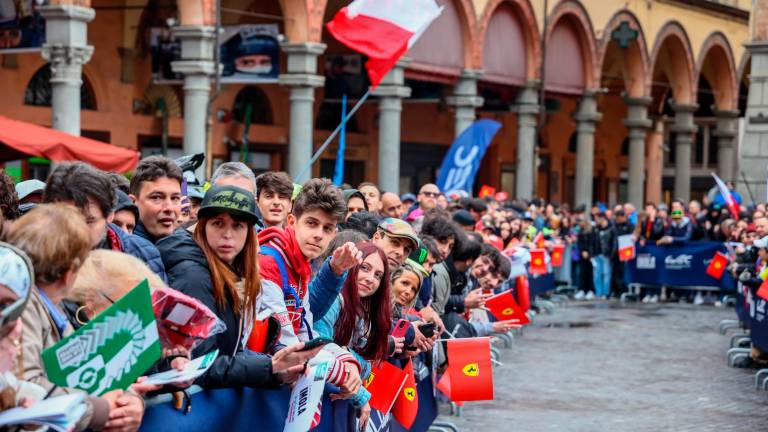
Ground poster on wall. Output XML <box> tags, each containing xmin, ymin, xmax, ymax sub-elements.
<box><xmin>0</xmin><ymin>0</ymin><xmax>45</xmax><ymax>52</ymax></box>
<box><xmin>150</xmin><ymin>24</ymin><xmax>280</xmax><ymax>84</ymax></box>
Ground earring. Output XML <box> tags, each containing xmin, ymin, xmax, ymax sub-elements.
<box><xmin>75</xmin><ymin>305</ymin><xmax>91</xmax><ymax>326</ymax></box>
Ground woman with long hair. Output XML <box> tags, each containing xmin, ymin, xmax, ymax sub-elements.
<box><xmin>158</xmin><ymin>185</ymin><xmax>321</xmax><ymax>389</ymax></box>
<box><xmin>314</xmin><ymin>241</ymin><xmax>392</xmax><ymax>429</ymax></box>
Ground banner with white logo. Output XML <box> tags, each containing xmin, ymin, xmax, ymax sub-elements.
<box><xmin>625</xmin><ymin>242</ymin><xmax>735</xmax><ymax>290</ymax></box>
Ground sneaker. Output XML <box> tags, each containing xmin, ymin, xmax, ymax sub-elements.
<box><xmin>642</xmin><ymin>295</ymin><xmax>651</xmax><ymax>303</ymax></box>
<box><xmin>694</xmin><ymin>293</ymin><xmax>704</xmax><ymax>305</ymax></box>
<box><xmin>574</xmin><ymin>290</ymin><xmax>585</xmax><ymax>300</ymax></box>
<box><xmin>585</xmin><ymin>291</ymin><xmax>595</xmax><ymax>300</ymax></box>
<box><xmin>649</xmin><ymin>295</ymin><xmax>659</xmax><ymax>303</ymax></box>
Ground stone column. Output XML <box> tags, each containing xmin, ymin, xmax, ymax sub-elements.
<box><xmin>513</xmin><ymin>81</ymin><xmax>539</xmax><ymax>201</ymax></box>
<box><xmin>372</xmin><ymin>60</ymin><xmax>411</xmax><ymax>194</ymax></box>
<box><xmin>279</xmin><ymin>43</ymin><xmax>325</xmax><ymax>183</ymax></box>
<box><xmin>40</xmin><ymin>4</ymin><xmax>95</xmax><ymax>136</ymax></box>
<box><xmin>446</xmin><ymin>69</ymin><xmax>484</xmax><ymax>137</ymax></box>
<box><xmin>670</xmin><ymin>102</ymin><xmax>698</xmax><ymax>202</ymax></box>
<box><xmin>171</xmin><ymin>26</ymin><xmax>216</xmax><ymax>178</ymax></box>
<box><xmin>574</xmin><ymin>89</ymin><xmax>602</xmax><ymax>209</ymax></box>
<box><xmin>645</xmin><ymin>120</ymin><xmax>665</xmax><ymax>205</ymax></box>
<box><xmin>623</xmin><ymin>97</ymin><xmax>652</xmax><ymax>207</ymax></box>
<box><xmin>713</xmin><ymin>109</ymin><xmax>740</xmax><ymax>183</ymax></box>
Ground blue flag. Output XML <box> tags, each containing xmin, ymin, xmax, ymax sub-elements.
<box><xmin>333</xmin><ymin>94</ymin><xmax>348</xmax><ymax>186</ymax></box>
<box><xmin>436</xmin><ymin>119</ymin><xmax>501</xmax><ymax>194</ymax></box>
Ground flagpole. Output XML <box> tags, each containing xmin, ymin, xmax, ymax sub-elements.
<box><xmin>295</xmin><ymin>88</ymin><xmax>372</xmax><ymax>182</ymax></box>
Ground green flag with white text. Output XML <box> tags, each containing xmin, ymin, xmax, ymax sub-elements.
<box><xmin>42</xmin><ymin>279</ymin><xmax>161</xmax><ymax>396</ymax></box>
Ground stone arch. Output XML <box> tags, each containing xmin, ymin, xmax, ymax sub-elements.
<box><xmin>649</xmin><ymin>21</ymin><xmax>696</xmax><ymax>104</ymax></box>
<box><xmin>407</xmin><ymin>0</ymin><xmax>479</xmax><ymax>76</ymax></box>
<box><xmin>694</xmin><ymin>32</ymin><xmax>738</xmax><ymax>110</ymax></box>
<box><xmin>24</xmin><ymin>64</ymin><xmax>98</xmax><ymax>111</ymax></box>
<box><xmin>597</xmin><ymin>9</ymin><xmax>650</xmax><ymax>98</ymax></box>
<box><xmin>544</xmin><ymin>0</ymin><xmax>598</xmax><ymax>93</ymax></box>
<box><xmin>477</xmin><ymin>0</ymin><xmax>540</xmax><ymax>84</ymax></box>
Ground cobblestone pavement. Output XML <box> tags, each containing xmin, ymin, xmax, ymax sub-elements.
<box><xmin>435</xmin><ymin>301</ymin><xmax>768</xmax><ymax>432</ymax></box>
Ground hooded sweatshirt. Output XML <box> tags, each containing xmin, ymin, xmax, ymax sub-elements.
<box><xmin>256</xmin><ymin>226</ymin><xmax>358</xmax><ymax>386</ymax></box>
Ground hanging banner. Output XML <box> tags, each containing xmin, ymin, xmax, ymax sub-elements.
<box><xmin>436</xmin><ymin>119</ymin><xmax>502</xmax><ymax>195</ymax></box>
<box><xmin>0</xmin><ymin>0</ymin><xmax>45</xmax><ymax>52</ymax></box>
<box><xmin>624</xmin><ymin>242</ymin><xmax>736</xmax><ymax>290</ymax></box>
<box><xmin>151</xmin><ymin>24</ymin><xmax>280</xmax><ymax>84</ymax></box>
<box><xmin>41</xmin><ymin>280</ymin><xmax>161</xmax><ymax>396</ymax></box>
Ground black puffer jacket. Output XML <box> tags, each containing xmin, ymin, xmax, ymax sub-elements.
<box><xmin>595</xmin><ymin>222</ymin><xmax>617</xmax><ymax>257</ymax></box>
<box><xmin>157</xmin><ymin>228</ymin><xmax>278</xmax><ymax>389</ymax></box>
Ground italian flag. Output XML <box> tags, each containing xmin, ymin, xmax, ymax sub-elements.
<box><xmin>712</xmin><ymin>173</ymin><xmax>741</xmax><ymax>221</ymax></box>
<box><xmin>326</xmin><ymin>0</ymin><xmax>443</xmax><ymax>88</ymax></box>
<box><xmin>618</xmin><ymin>234</ymin><xmax>635</xmax><ymax>262</ymax></box>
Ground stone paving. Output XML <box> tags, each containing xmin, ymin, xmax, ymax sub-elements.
<box><xmin>435</xmin><ymin>301</ymin><xmax>768</xmax><ymax>432</ymax></box>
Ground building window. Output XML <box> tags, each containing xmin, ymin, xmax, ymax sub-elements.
<box><xmin>232</xmin><ymin>87</ymin><xmax>273</xmax><ymax>125</ymax></box>
<box><xmin>24</xmin><ymin>64</ymin><xmax>97</xmax><ymax>110</ymax></box>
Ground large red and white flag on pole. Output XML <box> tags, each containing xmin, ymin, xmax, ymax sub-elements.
<box><xmin>326</xmin><ymin>0</ymin><xmax>443</xmax><ymax>88</ymax></box>
<box><xmin>712</xmin><ymin>173</ymin><xmax>741</xmax><ymax>221</ymax></box>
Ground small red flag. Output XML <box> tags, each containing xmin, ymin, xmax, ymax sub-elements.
<box><xmin>436</xmin><ymin>373</ymin><xmax>464</xmax><ymax>406</ymax></box>
<box><xmin>391</xmin><ymin>360</ymin><xmax>418</xmax><ymax>428</ymax></box>
<box><xmin>515</xmin><ymin>276</ymin><xmax>530</xmax><ymax>312</ymax></box>
<box><xmin>529</xmin><ymin>249</ymin><xmax>547</xmax><ymax>275</ymax></box>
<box><xmin>484</xmin><ymin>290</ymin><xmax>530</xmax><ymax>324</ymax></box>
<box><xmin>618</xmin><ymin>234</ymin><xmax>635</xmax><ymax>262</ymax></box>
<box><xmin>533</xmin><ymin>232</ymin><xmax>545</xmax><ymax>248</ymax></box>
<box><xmin>364</xmin><ymin>361</ymin><xmax>408</xmax><ymax>414</ymax></box>
<box><xmin>445</xmin><ymin>338</ymin><xmax>494</xmax><ymax>401</ymax></box>
<box><xmin>758</xmin><ymin>278</ymin><xmax>768</xmax><ymax>301</ymax></box>
<box><xmin>551</xmin><ymin>245</ymin><xmax>564</xmax><ymax>267</ymax></box>
<box><xmin>478</xmin><ymin>185</ymin><xmax>496</xmax><ymax>198</ymax></box>
<box><xmin>706</xmin><ymin>251</ymin><xmax>729</xmax><ymax>280</ymax></box>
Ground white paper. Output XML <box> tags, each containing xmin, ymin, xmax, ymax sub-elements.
<box><xmin>142</xmin><ymin>349</ymin><xmax>219</xmax><ymax>385</ymax></box>
<box><xmin>0</xmin><ymin>393</ymin><xmax>87</xmax><ymax>432</ymax></box>
<box><xmin>165</xmin><ymin>303</ymin><xmax>196</xmax><ymax>326</ymax></box>
<box><xmin>283</xmin><ymin>351</ymin><xmax>332</xmax><ymax>432</ymax></box>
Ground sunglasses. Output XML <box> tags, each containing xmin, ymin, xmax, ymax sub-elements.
<box><xmin>421</xmin><ymin>191</ymin><xmax>440</xmax><ymax>198</ymax></box>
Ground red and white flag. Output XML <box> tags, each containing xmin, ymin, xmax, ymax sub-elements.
<box><xmin>712</xmin><ymin>173</ymin><xmax>741</xmax><ymax>221</ymax></box>
<box><xmin>326</xmin><ymin>0</ymin><xmax>443</xmax><ymax>88</ymax></box>
<box><xmin>618</xmin><ymin>234</ymin><xmax>635</xmax><ymax>262</ymax></box>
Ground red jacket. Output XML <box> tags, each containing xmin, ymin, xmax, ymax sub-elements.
<box><xmin>258</xmin><ymin>226</ymin><xmax>312</xmax><ymax>335</ymax></box>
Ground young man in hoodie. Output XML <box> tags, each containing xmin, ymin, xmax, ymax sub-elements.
<box><xmin>257</xmin><ymin>178</ymin><xmax>364</xmax><ymax>392</ymax></box>
<box><xmin>42</xmin><ymin>162</ymin><xmax>167</xmax><ymax>282</ymax></box>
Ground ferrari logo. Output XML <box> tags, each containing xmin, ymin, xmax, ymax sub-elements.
<box><xmin>364</xmin><ymin>372</ymin><xmax>375</xmax><ymax>387</ymax></box>
<box><xmin>462</xmin><ymin>363</ymin><xmax>479</xmax><ymax>377</ymax></box>
<box><xmin>533</xmin><ymin>258</ymin><xmax>542</xmax><ymax>266</ymax></box>
<box><xmin>404</xmin><ymin>387</ymin><xmax>416</xmax><ymax>401</ymax></box>
<box><xmin>553</xmin><ymin>252</ymin><xmax>560</xmax><ymax>259</ymax></box>
<box><xmin>502</xmin><ymin>307</ymin><xmax>514</xmax><ymax>316</ymax></box>
<box><xmin>714</xmin><ymin>262</ymin><xmax>722</xmax><ymax>269</ymax></box>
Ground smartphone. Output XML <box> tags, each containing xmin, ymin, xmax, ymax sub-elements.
<box><xmin>418</xmin><ymin>322</ymin><xmax>436</xmax><ymax>339</ymax></box>
<box><xmin>391</xmin><ymin>319</ymin><xmax>410</xmax><ymax>338</ymax></box>
<box><xmin>300</xmin><ymin>336</ymin><xmax>334</xmax><ymax>351</ymax></box>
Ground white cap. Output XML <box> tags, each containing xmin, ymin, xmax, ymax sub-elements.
<box><xmin>15</xmin><ymin>179</ymin><xmax>45</xmax><ymax>200</ymax></box>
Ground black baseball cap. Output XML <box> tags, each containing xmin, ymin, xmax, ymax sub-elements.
<box><xmin>198</xmin><ymin>185</ymin><xmax>259</xmax><ymax>225</ymax></box>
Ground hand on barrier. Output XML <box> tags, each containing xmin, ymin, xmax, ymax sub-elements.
<box><xmin>464</xmin><ymin>288</ymin><xmax>491</xmax><ymax>309</ymax></box>
<box><xmin>358</xmin><ymin>402</ymin><xmax>371</xmax><ymax>432</ymax></box>
<box><xmin>271</xmin><ymin>342</ymin><xmax>325</xmax><ymax>383</ymax></box>
<box><xmin>492</xmin><ymin>320</ymin><xmax>522</xmax><ymax>333</ymax></box>
<box><xmin>739</xmin><ymin>270</ymin><xmax>753</xmax><ymax>282</ymax></box>
<box><xmin>104</xmin><ymin>390</ymin><xmax>145</xmax><ymax>432</ymax></box>
<box><xmin>340</xmin><ymin>363</ymin><xmax>362</xmax><ymax>395</ymax></box>
<box><xmin>412</xmin><ymin>323</ymin><xmax>434</xmax><ymax>352</ymax></box>
<box><xmin>330</xmin><ymin>242</ymin><xmax>364</xmax><ymax>276</ymax></box>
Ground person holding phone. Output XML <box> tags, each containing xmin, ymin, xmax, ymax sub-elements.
<box><xmin>157</xmin><ymin>185</ymin><xmax>323</xmax><ymax>390</ymax></box>
<box><xmin>313</xmin><ymin>241</ymin><xmax>392</xmax><ymax>431</ymax></box>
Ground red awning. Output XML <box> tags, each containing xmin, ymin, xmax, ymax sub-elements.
<box><xmin>0</xmin><ymin>116</ymin><xmax>139</xmax><ymax>172</ymax></box>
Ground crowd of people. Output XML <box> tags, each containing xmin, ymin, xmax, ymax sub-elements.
<box><xmin>0</xmin><ymin>154</ymin><xmax>757</xmax><ymax>431</ymax></box>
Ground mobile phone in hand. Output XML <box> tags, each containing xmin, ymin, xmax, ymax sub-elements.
<box><xmin>418</xmin><ymin>322</ymin><xmax>435</xmax><ymax>338</ymax></box>
<box><xmin>391</xmin><ymin>319</ymin><xmax>409</xmax><ymax>338</ymax></box>
<box><xmin>300</xmin><ymin>336</ymin><xmax>334</xmax><ymax>351</ymax></box>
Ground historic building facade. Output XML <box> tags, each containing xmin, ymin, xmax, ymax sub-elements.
<box><xmin>0</xmin><ymin>0</ymin><xmax>753</xmax><ymax>206</ymax></box>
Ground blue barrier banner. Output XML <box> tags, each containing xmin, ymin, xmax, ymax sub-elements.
<box><xmin>625</xmin><ymin>242</ymin><xmax>736</xmax><ymax>291</ymax></box>
<box><xmin>747</xmin><ymin>288</ymin><xmax>768</xmax><ymax>351</ymax></box>
<box><xmin>529</xmin><ymin>272</ymin><xmax>556</xmax><ymax>298</ymax></box>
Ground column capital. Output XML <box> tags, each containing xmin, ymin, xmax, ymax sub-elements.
<box><xmin>38</xmin><ymin>4</ymin><xmax>95</xmax><ymax>22</ymax></box>
<box><xmin>745</xmin><ymin>41</ymin><xmax>768</xmax><ymax>55</ymax></box>
<box><xmin>171</xmin><ymin>60</ymin><xmax>217</xmax><ymax>77</ymax></box>
<box><xmin>42</xmin><ymin>45</ymin><xmax>93</xmax><ymax>68</ymax></box>
<box><xmin>574</xmin><ymin>90</ymin><xmax>602</xmax><ymax>124</ymax></box>
<box><xmin>512</xmin><ymin>81</ymin><xmax>539</xmax><ymax>114</ymax></box>
<box><xmin>278</xmin><ymin>73</ymin><xmax>325</xmax><ymax>88</ymax></box>
<box><xmin>624</xmin><ymin>96</ymin><xmax>652</xmax><ymax>107</ymax></box>
<box><xmin>669</xmin><ymin>102</ymin><xmax>698</xmax><ymax>114</ymax></box>
<box><xmin>281</xmin><ymin>42</ymin><xmax>326</xmax><ymax>76</ymax></box>
<box><xmin>445</xmin><ymin>95</ymin><xmax>484</xmax><ymax>108</ymax></box>
<box><xmin>713</xmin><ymin>109</ymin><xmax>740</xmax><ymax>119</ymax></box>
<box><xmin>372</xmin><ymin>85</ymin><xmax>411</xmax><ymax>99</ymax></box>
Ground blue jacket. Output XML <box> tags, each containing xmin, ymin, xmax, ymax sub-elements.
<box><xmin>132</xmin><ymin>221</ymin><xmax>159</xmax><ymax>244</ymax></box>
<box><xmin>107</xmin><ymin>224</ymin><xmax>168</xmax><ymax>282</ymax></box>
<box><xmin>665</xmin><ymin>217</ymin><xmax>693</xmax><ymax>243</ymax></box>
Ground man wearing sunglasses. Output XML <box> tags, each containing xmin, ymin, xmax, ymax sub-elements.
<box><xmin>406</xmin><ymin>183</ymin><xmax>442</xmax><ymax>224</ymax></box>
